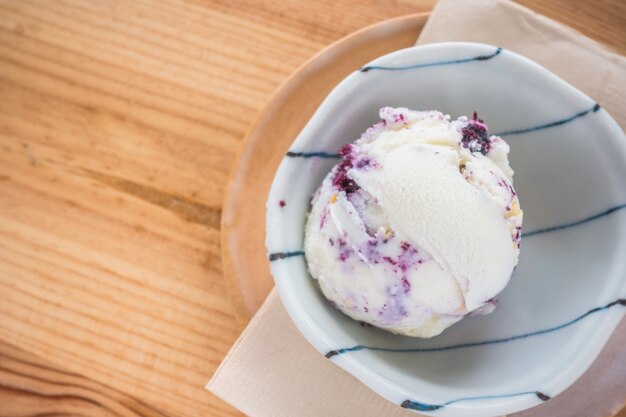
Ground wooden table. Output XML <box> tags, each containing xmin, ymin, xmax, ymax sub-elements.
<box><xmin>0</xmin><ymin>1</ymin><xmax>623</xmax><ymax>416</ymax></box>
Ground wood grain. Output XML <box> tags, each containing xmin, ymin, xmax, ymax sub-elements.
<box><xmin>0</xmin><ymin>340</ymin><xmax>174</xmax><ymax>417</ymax></box>
<box><xmin>0</xmin><ymin>1</ymin><xmax>623</xmax><ymax>417</ymax></box>
<box><xmin>0</xmin><ymin>1</ymin><xmax>435</xmax><ymax>416</ymax></box>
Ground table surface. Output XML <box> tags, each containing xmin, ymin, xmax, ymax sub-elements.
<box><xmin>0</xmin><ymin>1</ymin><xmax>624</xmax><ymax>417</ymax></box>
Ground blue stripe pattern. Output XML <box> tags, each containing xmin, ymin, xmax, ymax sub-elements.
<box><xmin>522</xmin><ymin>204</ymin><xmax>626</xmax><ymax>238</ymax></box>
<box><xmin>268</xmin><ymin>251</ymin><xmax>305</xmax><ymax>262</ymax></box>
<box><xmin>360</xmin><ymin>47</ymin><xmax>502</xmax><ymax>72</ymax></box>
<box><xmin>286</xmin><ymin>151</ymin><xmax>341</xmax><ymax>159</ymax></box>
<box><xmin>269</xmin><ymin>203</ymin><xmax>626</xmax><ymax>263</ymax></box>
<box><xmin>286</xmin><ymin>102</ymin><xmax>601</xmax><ymax>158</ymax></box>
<box><xmin>271</xmin><ymin>44</ymin><xmax>624</xmax><ymax>414</ymax></box>
<box><xmin>324</xmin><ymin>299</ymin><xmax>625</xmax><ymax>358</ymax></box>
<box><xmin>402</xmin><ymin>391</ymin><xmax>550</xmax><ymax>412</ymax></box>
<box><xmin>494</xmin><ymin>103</ymin><xmax>601</xmax><ymax>136</ymax></box>
<box><xmin>286</xmin><ymin>47</ymin><xmax>603</xmax><ymax>158</ymax></box>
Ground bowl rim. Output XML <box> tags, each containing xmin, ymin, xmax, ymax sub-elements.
<box><xmin>266</xmin><ymin>41</ymin><xmax>626</xmax><ymax>417</ymax></box>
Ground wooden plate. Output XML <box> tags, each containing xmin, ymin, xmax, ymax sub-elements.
<box><xmin>221</xmin><ymin>13</ymin><xmax>429</xmax><ymax>326</ymax></box>
<box><xmin>220</xmin><ymin>12</ymin><xmax>625</xmax><ymax>417</ymax></box>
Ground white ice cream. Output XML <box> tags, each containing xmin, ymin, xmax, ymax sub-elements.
<box><xmin>304</xmin><ymin>107</ymin><xmax>522</xmax><ymax>338</ymax></box>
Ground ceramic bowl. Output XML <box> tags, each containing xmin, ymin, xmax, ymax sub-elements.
<box><xmin>265</xmin><ymin>42</ymin><xmax>626</xmax><ymax>417</ymax></box>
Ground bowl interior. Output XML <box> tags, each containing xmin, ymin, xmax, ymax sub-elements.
<box><xmin>266</xmin><ymin>43</ymin><xmax>626</xmax><ymax>417</ymax></box>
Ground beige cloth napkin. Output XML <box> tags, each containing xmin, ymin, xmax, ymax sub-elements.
<box><xmin>208</xmin><ymin>1</ymin><xmax>626</xmax><ymax>416</ymax></box>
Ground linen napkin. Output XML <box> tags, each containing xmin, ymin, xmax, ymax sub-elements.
<box><xmin>208</xmin><ymin>1</ymin><xmax>626</xmax><ymax>416</ymax></box>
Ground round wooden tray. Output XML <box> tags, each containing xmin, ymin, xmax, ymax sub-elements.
<box><xmin>220</xmin><ymin>12</ymin><xmax>626</xmax><ymax>417</ymax></box>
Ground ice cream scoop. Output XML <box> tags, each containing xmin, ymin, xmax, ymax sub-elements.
<box><xmin>304</xmin><ymin>107</ymin><xmax>522</xmax><ymax>338</ymax></box>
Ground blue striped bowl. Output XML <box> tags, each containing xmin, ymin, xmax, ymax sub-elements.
<box><xmin>265</xmin><ymin>42</ymin><xmax>626</xmax><ymax>417</ymax></box>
